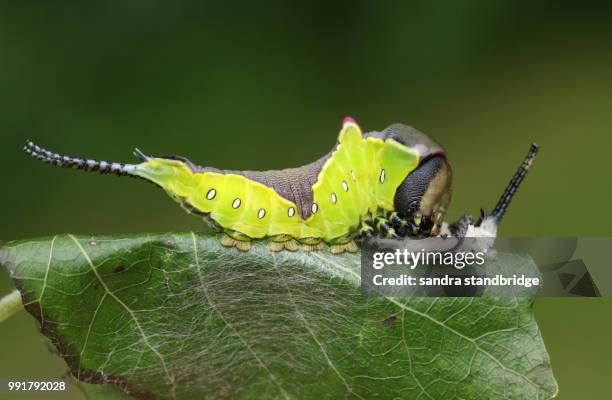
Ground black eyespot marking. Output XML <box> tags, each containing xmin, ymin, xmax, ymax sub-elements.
<box><xmin>258</xmin><ymin>209</ymin><xmax>266</xmax><ymax>219</ymax></box>
<box><xmin>232</xmin><ymin>198</ymin><xmax>241</xmax><ymax>209</ymax></box>
<box><xmin>206</xmin><ymin>189</ymin><xmax>216</xmax><ymax>200</ymax></box>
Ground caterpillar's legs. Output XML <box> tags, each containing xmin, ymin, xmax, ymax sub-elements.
<box><xmin>269</xmin><ymin>235</ymin><xmax>299</xmax><ymax>252</ymax></box>
<box><xmin>389</xmin><ymin>212</ymin><xmax>409</xmax><ymax>237</ymax></box>
<box><xmin>411</xmin><ymin>212</ymin><xmax>424</xmax><ymax>235</ymax></box>
<box><xmin>298</xmin><ymin>237</ymin><xmax>324</xmax><ymax>252</ymax></box>
<box><xmin>395</xmin><ymin>211</ymin><xmax>433</xmax><ymax>237</ymax></box>
<box><xmin>359</xmin><ymin>220</ymin><xmax>374</xmax><ymax>237</ymax></box>
<box><xmin>220</xmin><ymin>229</ymin><xmax>252</xmax><ymax>251</ymax></box>
<box><xmin>374</xmin><ymin>215</ymin><xmax>399</xmax><ymax>239</ymax></box>
<box><xmin>327</xmin><ymin>235</ymin><xmax>360</xmax><ymax>254</ymax></box>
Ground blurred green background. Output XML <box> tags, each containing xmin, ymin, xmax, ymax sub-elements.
<box><xmin>1</xmin><ymin>1</ymin><xmax>611</xmax><ymax>399</ymax></box>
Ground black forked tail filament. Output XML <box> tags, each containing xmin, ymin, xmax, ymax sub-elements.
<box><xmin>23</xmin><ymin>140</ymin><xmax>138</xmax><ymax>177</ymax></box>
<box><xmin>491</xmin><ymin>143</ymin><xmax>539</xmax><ymax>222</ymax></box>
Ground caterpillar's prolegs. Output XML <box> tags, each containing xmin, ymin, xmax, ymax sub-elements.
<box><xmin>269</xmin><ymin>235</ymin><xmax>299</xmax><ymax>252</ymax></box>
<box><xmin>221</xmin><ymin>229</ymin><xmax>252</xmax><ymax>251</ymax></box>
<box><xmin>330</xmin><ymin>241</ymin><xmax>359</xmax><ymax>254</ymax></box>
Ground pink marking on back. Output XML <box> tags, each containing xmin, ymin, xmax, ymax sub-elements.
<box><xmin>343</xmin><ymin>116</ymin><xmax>356</xmax><ymax>125</ymax></box>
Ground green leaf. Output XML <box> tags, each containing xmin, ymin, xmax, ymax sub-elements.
<box><xmin>75</xmin><ymin>380</ymin><xmax>136</xmax><ymax>400</ymax></box>
<box><xmin>0</xmin><ymin>233</ymin><xmax>557</xmax><ymax>399</ymax></box>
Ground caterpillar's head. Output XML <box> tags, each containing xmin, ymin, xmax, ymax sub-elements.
<box><xmin>383</xmin><ymin>124</ymin><xmax>452</xmax><ymax>236</ymax></box>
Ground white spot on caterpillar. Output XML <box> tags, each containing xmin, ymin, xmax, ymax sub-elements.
<box><xmin>206</xmin><ymin>189</ymin><xmax>216</xmax><ymax>200</ymax></box>
<box><xmin>351</xmin><ymin>170</ymin><xmax>356</xmax><ymax>181</ymax></box>
<box><xmin>311</xmin><ymin>203</ymin><xmax>318</xmax><ymax>214</ymax></box>
<box><xmin>342</xmin><ymin>181</ymin><xmax>349</xmax><ymax>192</ymax></box>
<box><xmin>288</xmin><ymin>207</ymin><xmax>295</xmax><ymax>217</ymax></box>
<box><xmin>258</xmin><ymin>209</ymin><xmax>266</xmax><ymax>219</ymax></box>
<box><xmin>232</xmin><ymin>198</ymin><xmax>241</xmax><ymax>209</ymax></box>
<box><xmin>380</xmin><ymin>169</ymin><xmax>386</xmax><ymax>183</ymax></box>
<box><xmin>330</xmin><ymin>193</ymin><xmax>337</xmax><ymax>204</ymax></box>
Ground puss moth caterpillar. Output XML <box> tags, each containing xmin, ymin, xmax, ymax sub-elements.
<box><xmin>24</xmin><ymin>118</ymin><xmax>537</xmax><ymax>253</ymax></box>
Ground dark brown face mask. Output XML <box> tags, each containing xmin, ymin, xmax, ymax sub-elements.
<box><xmin>393</xmin><ymin>155</ymin><xmax>452</xmax><ymax>236</ymax></box>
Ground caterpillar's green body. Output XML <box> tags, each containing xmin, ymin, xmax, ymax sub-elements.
<box><xmin>25</xmin><ymin>117</ymin><xmax>537</xmax><ymax>253</ymax></box>
<box><xmin>153</xmin><ymin>119</ymin><xmax>431</xmax><ymax>241</ymax></box>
